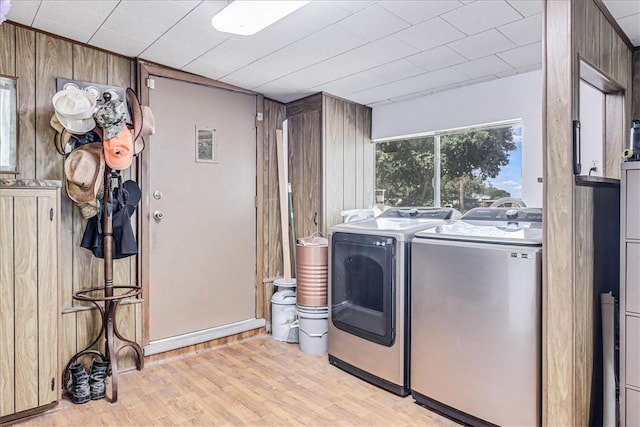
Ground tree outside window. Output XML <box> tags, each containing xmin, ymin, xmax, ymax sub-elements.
<box><xmin>375</xmin><ymin>123</ymin><xmax>521</xmax><ymax>213</ymax></box>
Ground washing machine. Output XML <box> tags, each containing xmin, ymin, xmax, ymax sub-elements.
<box><xmin>328</xmin><ymin>207</ymin><xmax>460</xmax><ymax>396</ymax></box>
<box><xmin>410</xmin><ymin>207</ymin><xmax>542</xmax><ymax>426</ymax></box>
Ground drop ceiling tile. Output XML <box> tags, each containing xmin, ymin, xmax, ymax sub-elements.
<box><xmin>410</xmin><ymin>67</ymin><xmax>470</xmax><ymax>91</ymax></box>
<box><xmin>348</xmin><ymin>68</ymin><xmax>468</xmax><ymax>104</ymax></box>
<box><xmin>337</xmin><ymin>5</ymin><xmax>410</xmax><ymax>41</ymax></box>
<box><xmin>5</xmin><ymin>1</ymin><xmax>41</xmax><ymax>26</ymax></box>
<box><xmin>506</xmin><ymin>0</ymin><xmax>543</xmax><ymax>17</ymax></box>
<box><xmin>617</xmin><ymin>14</ymin><xmax>640</xmax><ymax>46</ymax></box>
<box><xmin>370</xmin><ymin>60</ymin><xmax>426</xmax><ymax>81</ymax></box>
<box><xmin>495</xmin><ymin>63</ymin><xmax>541</xmax><ymax>78</ymax></box>
<box><xmin>334</xmin><ymin>1</ymin><xmax>376</xmax><ymax>14</ymax></box>
<box><xmin>182</xmin><ymin>43</ymin><xmax>259</xmax><ymax>80</ymax></box>
<box><xmin>141</xmin><ymin>15</ymin><xmax>231</xmax><ymax>68</ymax></box>
<box><xmin>140</xmin><ymin>36</ymin><xmax>211</xmax><ymax>70</ymax></box>
<box><xmin>601</xmin><ymin>0</ymin><xmax>640</xmax><ymax>18</ymax></box>
<box><xmin>452</xmin><ymin>55</ymin><xmax>513</xmax><ymax>79</ymax></box>
<box><xmin>32</xmin><ymin>1</ymin><xmax>118</xmax><ymax>43</ymax></box>
<box><xmin>406</xmin><ymin>45</ymin><xmax>467</xmax><ymax>71</ymax></box>
<box><xmin>498</xmin><ymin>13</ymin><xmax>542</xmax><ymax>46</ymax></box>
<box><xmin>90</xmin><ymin>27</ymin><xmax>150</xmax><ymax>57</ymax></box>
<box><xmin>441</xmin><ymin>0</ymin><xmax>522</xmax><ymax>35</ymax></box>
<box><xmin>394</xmin><ymin>17</ymin><xmax>466</xmax><ymax>51</ymax></box>
<box><xmin>223</xmin><ymin>64</ymin><xmax>279</xmax><ymax>90</ymax></box>
<box><xmin>497</xmin><ymin>42</ymin><xmax>542</xmax><ymax>68</ymax></box>
<box><xmin>448</xmin><ymin>29</ymin><xmax>516</xmax><ymax>60</ymax></box>
<box><xmin>92</xmin><ymin>1</ymin><xmax>198</xmax><ymax>49</ymax></box>
<box><xmin>279</xmin><ymin>50</ymin><xmax>380</xmax><ymax>88</ymax></box>
<box><xmin>259</xmin><ymin>0</ymin><xmax>352</xmax><ymax>42</ymax></box>
<box><xmin>353</xmin><ymin>35</ymin><xmax>420</xmax><ymax>64</ymax></box>
<box><xmin>233</xmin><ymin>25</ymin><xmax>367</xmax><ymax>81</ymax></box>
<box><xmin>378</xmin><ymin>0</ymin><xmax>463</xmax><ymax>25</ymax></box>
<box><xmin>316</xmin><ymin>71</ymin><xmax>391</xmax><ymax>96</ymax></box>
<box><xmin>254</xmin><ymin>79</ymin><xmax>312</xmax><ymax>103</ymax></box>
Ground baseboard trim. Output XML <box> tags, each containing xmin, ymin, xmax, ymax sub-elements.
<box><xmin>144</xmin><ymin>318</ymin><xmax>266</xmax><ymax>356</ymax></box>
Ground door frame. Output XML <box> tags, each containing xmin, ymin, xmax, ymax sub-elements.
<box><xmin>136</xmin><ymin>59</ymin><xmax>265</xmax><ymax>347</ymax></box>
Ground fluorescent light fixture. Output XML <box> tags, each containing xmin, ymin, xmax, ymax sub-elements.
<box><xmin>212</xmin><ymin>1</ymin><xmax>310</xmax><ymax>36</ymax></box>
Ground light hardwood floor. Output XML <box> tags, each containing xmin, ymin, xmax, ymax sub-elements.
<box><xmin>17</xmin><ymin>335</ymin><xmax>460</xmax><ymax>426</ymax></box>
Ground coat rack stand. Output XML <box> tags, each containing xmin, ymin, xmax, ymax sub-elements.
<box><xmin>63</xmin><ymin>168</ymin><xmax>144</xmax><ymax>403</ymax></box>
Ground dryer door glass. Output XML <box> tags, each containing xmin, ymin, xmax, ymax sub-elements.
<box><xmin>331</xmin><ymin>232</ymin><xmax>395</xmax><ymax>346</ymax></box>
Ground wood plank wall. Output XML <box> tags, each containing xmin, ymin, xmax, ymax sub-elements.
<box><xmin>322</xmin><ymin>94</ymin><xmax>374</xmax><ymax>233</ymax></box>
<box><xmin>634</xmin><ymin>49</ymin><xmax>640</xmax><ymax>120</ymax></box>
<box><xmin>545</xmin><ymin>0</ymin><xmax>634</xmax><ymax>425</ymax></box>
<box><xmin>285</xmin><ymin>92</ymin><xmax>373</xmax><ymax>238</ymax></box>
<box><xmin>576</xmin><ymin>0</ymin><xmax>633</xmax><ymax>178</ymax></box>
<box><xmin>0</xmin><ymin>23</ymin><xmax>141</xmax><ymax>384</ymax></box>
<box><xmin>286</xmin><ymin>93</ymin><xmax>322</xmax><ymax>239</ymax></box>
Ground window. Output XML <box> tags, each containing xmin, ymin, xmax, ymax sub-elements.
<box><xmin>375</xmin><ymin>122</ymin><xmax>522</xmax><ymax>213</ymax></box>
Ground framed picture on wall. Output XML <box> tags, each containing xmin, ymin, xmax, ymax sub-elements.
<box><xmin>0</xmin><ymin>75</ymin><xmax>18</xmax><ymax>174</ymax></box>
<box><xmin>195</xmin><ymin>126</ymin><xmax>216</xmax><ymax>163</ymax></box>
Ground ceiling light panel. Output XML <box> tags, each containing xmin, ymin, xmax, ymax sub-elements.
<box><xmin>211</xmin><ymin>1</ymin><xmax>309</xmax><ymax>36</ymax></box>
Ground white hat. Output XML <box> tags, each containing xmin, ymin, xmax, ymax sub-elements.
<box><xmin>52</xmin><ymin>88</ymin><xmax>97</xmax><ymax>135</ymax></box>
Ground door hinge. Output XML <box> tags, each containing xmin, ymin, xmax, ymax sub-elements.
<box><xmin>51</xmin><ymin>377</ymin><xmax>55</xmax><ymax>391</ymax></box>
<box><xmin>146</xmin><ymin>78</ymin><xmax>155</xmax><ymax>89</ymax></box>
<box><xmin>50</xmin><ymin>208</ymin><xmax>54</xmax><ymax>221</ymax></box>
<box><xmin>256</xmin><ymin>112</ymin><xmax>263</xmax><ymax>122</ymax></box>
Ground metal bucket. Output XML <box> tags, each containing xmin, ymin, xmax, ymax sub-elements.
<box><xmin>296</xmin><ymin>234</ymin><xmax>328</xmax><ymax>307</ymax></box>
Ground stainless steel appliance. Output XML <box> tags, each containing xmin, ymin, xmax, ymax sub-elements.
<box><xmin>328</xmin><ymin>207</ymin><xmax>460</xmax><ymax>396</ymax></box>
<box><xmin>411</xmin><ymin>207</ymin><xmax>542</xmax><ymax>426</ymax></box>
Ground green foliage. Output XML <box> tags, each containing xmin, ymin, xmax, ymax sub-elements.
<box><xmin>440</xmin><ymin>127</ymin><xmax>516</xmax><ymax>180</ymax></box>
<box><xmin>376</xmin><ymin>128</ymin><xmax>516</xmax><ymax>208</ymax></box>
<box><xmin>376</xmin><ymin>138</ymin><xmax>434</xmax><ymax>206</ymax></box>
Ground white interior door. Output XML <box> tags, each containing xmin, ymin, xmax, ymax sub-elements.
<box><xmin>146</xmin><ymin>76</ymin><xmax>260</xmax><ymax>353</ymax></box>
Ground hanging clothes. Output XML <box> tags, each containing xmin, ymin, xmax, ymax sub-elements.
<box><xmin>81</xmin><ymin>174</ymin><xmax>140</xmax><ymax>259</ymax></box>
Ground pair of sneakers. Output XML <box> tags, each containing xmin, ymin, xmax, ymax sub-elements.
<box><xmin>66</xmin><ymin>359</ymin><xmax>109</xmax><ymax>403</ymax></box>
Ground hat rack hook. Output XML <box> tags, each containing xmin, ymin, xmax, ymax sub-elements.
<box><xmin>61</xmin><ymin>83</ymin><xmax>145</xmax><ymax>404</ymax></box>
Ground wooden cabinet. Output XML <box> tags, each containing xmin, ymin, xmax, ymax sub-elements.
<box><xmin>286</xmin><ymin>93</ymin><xmax>374</xmax><ymax>237</ymax></box>
<box><xmin>0</xmin><ymin>181</ymin><xmax>60</xmax><ymax>422</ymax></box>
<box><xmin>622</xmin><ymin>163</ymin><xmax>640</xmax><ymax>425</ymax></box>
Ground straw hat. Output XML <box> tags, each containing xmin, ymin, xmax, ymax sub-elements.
<box><xmin>64</xmin><ymin>142</ymin><xmax>104</xmax><ymax>219</ymax></box>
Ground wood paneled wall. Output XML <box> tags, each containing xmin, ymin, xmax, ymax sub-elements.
<box><xmin>634</xmin><ymin>49</ymin><xmax>640</xmax><ymax>120</ymax></box>
<box><xmin>575</xmin><ymin>0</ymin><xmax>634</xmax><ymax>178</ymax></box>
<box><xmin>544</xmin><ymin>0</ymin><xmax>634</xmax><ymax>425</ymax></box>
<box><xmin>0</xmin><ymin>23</ymin><xmax>141</xmax><ymax>381</ymax></box>
<box><xmin>285</xmin><ymin>92</ymin><xmax>374</xmax><ymax>238</ymax></box>
<box><xmin>286</xmin><ymin>94</ymin><xmax>322</xmax><ymax>238</ymax></box>
<box><xmin>322</xmin><ymin>94</ymin><xmax>374</xmax><ymax>232</ymax></box>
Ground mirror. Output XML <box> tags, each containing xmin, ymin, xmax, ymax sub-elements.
<box><xmin>0</xmin><ymin>75</ymin><xmax>17</xmax><ymax>173</ymax></box>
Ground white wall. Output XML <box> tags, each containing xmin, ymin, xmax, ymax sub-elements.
<box><xmin>372</xmin><ymin>70</ymin><xmax>543</xmax><ymax>207</ymax></box>
<box><xmin>579</xmin><ymin>80</ymin><xmax>604</xmax><ymax>176</ymax></box>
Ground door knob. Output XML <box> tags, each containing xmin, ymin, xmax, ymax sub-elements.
<box><xmin>153</xmin><ymin>210</ymin><xmax>165</xmax><ymax>221</ymax></box>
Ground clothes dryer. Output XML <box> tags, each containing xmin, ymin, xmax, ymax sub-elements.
<box><xmin>328</xmin><ymin>207</ymin><xmax>460</xmax><ymax>396</ymax></box>
<box><xmin>411</xmin><ymin>207</ymin><xmax>542</xmax><ymax>426</ymax></box>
